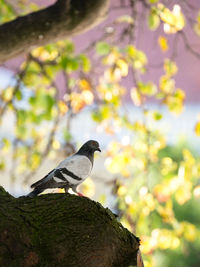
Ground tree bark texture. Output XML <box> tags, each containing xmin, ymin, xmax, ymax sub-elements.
<box><xmin>0</xmin><ymin>186</ymin><xmax>140</xmax><ymax>267</ymax></box>
<box><xmin>0</xmin><ymin>0</ymin><xmax>110</xmax><ymax>63</ymax></box>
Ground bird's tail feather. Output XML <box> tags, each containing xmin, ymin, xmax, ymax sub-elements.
<box><xmin>27</xmin><ymin>187</ymin><xmax>43</xmax><ymax>197</ymax></box>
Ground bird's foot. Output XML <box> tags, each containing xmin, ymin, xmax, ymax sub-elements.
<box><xmin>77</xmin><ymin>192</ymin><xmax>85</xmax><ymax>197</ymax></box>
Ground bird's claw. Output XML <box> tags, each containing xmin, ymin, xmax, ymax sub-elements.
<box><xmin>77</xmin><ymin>192</ymin><xmax>85</xmax><ymax>197</ymax></box>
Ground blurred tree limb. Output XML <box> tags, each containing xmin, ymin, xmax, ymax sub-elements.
<box><xmin>0</xmin><ymin>186</ymin><xmax>140</xmax><ymax>267</ymax></box>
<box><xmin>0</xmin><ymin>0</ymin><xmax>110</xmax><ymax>63</ymax></box>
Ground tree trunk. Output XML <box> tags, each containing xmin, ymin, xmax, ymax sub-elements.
<box><xmin>0</xmin><ymin>0</ymin><xmax>110</xmax><ymax>63</ymax></box>
<box><xmin>0</xmin><ymin>186</ymin><xmax>140</xmax><ymax>267</ymax></box>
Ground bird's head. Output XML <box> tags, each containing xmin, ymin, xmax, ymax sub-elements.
<box><xmin>78</xmin><ymin>140</ymin><xmax>101</xmax><ymax>154</ymax></box>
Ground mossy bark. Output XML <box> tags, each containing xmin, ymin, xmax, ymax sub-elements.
<box><xmin>0</xmin><ymin>186</ymin><xmax>139</xmax><ymax>267</ymax></box>
<box><xmin>0</xmin><ymin>0</ymin><xmax>110</xmax><ymax>63</ymax></box>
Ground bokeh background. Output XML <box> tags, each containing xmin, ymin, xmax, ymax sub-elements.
<box><xmin>0</xmin><ymin>0</ymin><xmax>200</xmax><ymax>266</ymax></box>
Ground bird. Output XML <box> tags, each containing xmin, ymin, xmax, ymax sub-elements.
<box><xmin>27</xmin><ymin>140</ymin><xmax>101</xmax><ymax>197</ymax></box>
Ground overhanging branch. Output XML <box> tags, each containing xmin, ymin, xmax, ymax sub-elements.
<box><xmin>0</xmin><ymin>0</ymin><xmax>110</xmax><ymax>63</ymax></box>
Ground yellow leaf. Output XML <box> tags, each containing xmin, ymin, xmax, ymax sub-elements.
<box><xmin>154</xmin><ymin>184</ymin><xmax>170</xmax><ymax>202</ymax></box>
<box><xmin>117</xmin><ymin>185</ymin><xmax>127</xmax><ymax>196</ymax></box>
<box><xmin>159</xmin><ymin>4</ymin><xmax>185</xmax><ymax>34</ymax></box>
<box><xmin>193</xmin><ymin>185</ymin><xmax>200</xmax><ymax>198</ymax></box>
<box><xmin>81</xmin><ymin>90</ymin><xmax>94</xmax><ymax>105</ymax></box>
<box><xmin>58</xmin><ymin>100</ymin><xmax>68</xmax><ymax>115</ymax></box>
<box><xmin>79</xmin><ymin>79</ymin><xmax>91</xmax><ymax>91</ymax></box>
<box><xmin>52</xmin><ymin>139</ymin><xmax>60</xmax><ymax>150</ymax></box>
<box><xmin>130</xmin><ymin>88</ymin><xmax>142</xmax><ymax>106</ymax></box>
<box><xmin>175</xmin><ymin>181</ymin><xmax>192</xmax><ymax>205</ymax></box>
<box><xmin>116</xmin><ymin>15</ymin><xmax>134</xmax><ymax>24</ymax></box>
<box><xmin>158</xmin><ymin>36</ymin><xmax>168</xmax><ymax>52</ymax></box>
<box><xmin>183</xmin><ymin>222</ymin><xmax>196</xmax><ymax>242</ymax></box>
<box><xmin>2</xmin><ymin>87</ymin><xmax>14</xmax><ymax>101</ymax></box>
<box><xmin>32</xmin><ymin>47</ymin><xmax>58</xmax><ymax>61</ymax></box>
<box><xmin>116</xmin><ymin>58</ymin><xmax>129</xmax><ymax>77</ymax></box>
<box><xmin>159</xmin><ymin>75</ymin><xmax>175</xmax><ymax>93</ymax></box>
<box><xmin>70</xmin><ymin>93</ymin><xmax>85</xmax><ymax>112</ymax></box>
<box><xmin>164</xmin><ymin>59</ymin><xmax>178</xmax><ymax>76</ymax></box>
<box><xmin>195</xmin><ymin>121</ymin><xmax>200</xmax><ymax>136</ymax></box>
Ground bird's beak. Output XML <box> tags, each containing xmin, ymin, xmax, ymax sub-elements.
<box><xmin>97</xmin><ymin>148</ymin><xmax>101</xmax><ymax>152</ymax></box>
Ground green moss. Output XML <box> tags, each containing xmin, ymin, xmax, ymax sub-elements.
<box><xmin>0</xmin><ymin>192</ymin><xmax>139</xmax><ymax>266</ymax></box>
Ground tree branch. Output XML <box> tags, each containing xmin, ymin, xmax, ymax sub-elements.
<box><xmin>0</xmin><ymin>186</ymin><xmax>140</xmax><ymax>266</ymax></box>
<box><xmin>0</xmin><ymin>0</ymin><xmax>110</xmax><ymax>63</ymax></box>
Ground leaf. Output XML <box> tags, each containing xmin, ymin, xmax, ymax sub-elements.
<box><xmin>183</xmin><ymin>223</ymin><xmax>196</xmax><ymax>242</ymax></box>
<box><xmin>195</xmin><ymin>121</ymin><xmax>200</xmax><ymax>136</ymax></box>
<box><xmin>193</xmin><ymin>185</ymin><xmax>200</xmax><ymax>198</ymax></box>
<box><xmin>81</xmin><ymin>90</ymin><xmax>94</xmax><ymax>105</ymax></box>
<box><xmin>159</xmin><ymin>4</ymin><xmax>185</xmax><ymax>34</ymax></box>
<box><xmin>116</xmin><ymin>15</ymin><xmax>134</xmax><ymax>24</ymax></box>
<box><xmin>15</xmin><ymin>90</ymin><xmax>22</xmax><ymax>101</ymax></box>
<box><xmin>0</xmin><ymin>158</ymin><xmax>5</xmax><ymax>170</ymax></box>
<box><xmin>1</xmin><ymin>138</ymin><xmax>11</xmax><ymax>152</ymax></box>
<box><xmin>78</xmin><ymin>54</ymin><xmax>91</xmax><ymax>72</ymax></box>
<box><xmin>175</xmin><ymin>181</ymin><xmax>192</xmax><ymax>205</ymax></box>
<box><xmin>58</xmin><ymin>100</ymin><xmax>68</xmax><ymax>115</ymax></box>
<box><xmin>158</xmin><ymin>36</ymin><xmax>168</xmax><ymax>52</ymax></box>
<box><xmin>130</xmin><ymin>88</ymin><xmax>142</xmax><ymax>106</ymax></box>
<box><xmin>164</xmin><ymin>90</ymin><xmax>185</xmax><ymax>115</ymax></box>
<box><xmin>63</xmin><ymin>129</ymin><xmax>72</xmax><ymax>142</ymax></box>
<box><xmin>159</xmin><ymin>76</ymin><xmax>175</xmax><ymax>93</ymax></box>
<box><xmin>60</xmin><ymin>56</ymin><xmax>79</xmax><ymax>72</ymax></box>
<box><xmin>126</xmin><ymin>45</ymin><xmax>137</xmax><ymax>58</ymax></box>
<box><xmin>79</xmin><ymin>79</ymin><xmax>91</xmax><ymax>91</ymax></box>
<box><xmin>164</xmin><ymin>59</ymin><xmax>178</xmax><ymax>77</ymax></box>
<box><xmin>138</xmin><ymin>81</ymin><xmax>157</xmax><ymax>96</ymax></box>
<box><xmin>2</xmin><ymin>87</ymin><xmax>14</xmax><ymax>101</ymax></box>
<box><xmin>153</xmin><ymin>111</ymin><xmax>163</xmax><ymax>120</ymax></box>
<box><xmin>194</xmin><ymin>11</ymin><xmax>200</xmax><ymax>36</ymax></box>
<box><xmin>116</xmin><ymin>58</ymin><xmax>128</xmax><ymax>76</ymax></box>
<box><xmin>127</xmin><ymin>46</ymin><xmax>148</xmax><ymax>71</ymax></box>
<box><xmin>64</xmin><ymin>41</ymin><xmax>75</xmax><ymax>54</ymax></box>
<box><xmin>148</xmin><ymin>9</ymin><xmax>160</xmax><ymax>30</ymax></box>
<box><xmin>96</xmin><ymin>42</ymin><xmax>111</xmax><ymax>56</ymax></box>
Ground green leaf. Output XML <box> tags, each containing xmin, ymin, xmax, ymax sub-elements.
<box><xmin>148</xmin><ymin>9</ymin><xmax>160</xmax><ymax>30</ymax></box>
<box><xmin>153</xmin><ymin>111</ymin><xmax>163</xmax><ymax>120</ymax></box>
<box><xmin>0</xmin><ymin>159</ymin><xmax>5</xmax><ymax>170</ymax></box>
<box><xmin>15</xmin><ymin>90</ymin><xmax>22</xmax><ymax>101</ymax></box>
<box><xmin>17</xmin><ymin>109</ymin><xmax>28</xmax><ymax>124</ymax></box>
<box><xmin>60</xmin><ymin>56</ymin><xmax>79</xmax><ymax>72</ymax></box>
<box><xmin>148</xmin><ymin>0</ymin><xmax>159</xmax><ymax>3</ymax></box>
<box><xmin>78</xmin><ymin>54</ymin><xmax>91</xmax><ymax>72</ymax></box>
<box><xmin>65</xmin><ymin>41</ymin><xmax>75</xmax><ymax>54</ymax></box>
<box><xmin>138</xmin><ymin>81</ymin><xmax>157</xmax><ymax>96</ymax></box>
<box><xmin>96</xmin><ymin>42</ymin><xmax>111</xmax><ymax>56</ymax></box>
<box><xmin>63</xmin><ymin>129</ymin><xmax>72</xmax><ymax>142</ymax></box>
<box><xmin>92</xmin><ymin>110</ymin><xmax>101</xmax><ymax>122</ymax></box>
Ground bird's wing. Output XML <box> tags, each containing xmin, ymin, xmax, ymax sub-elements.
<box><xmin>57</xmin><ymin>154</ymin><xmax>92</xmax><ymax>179</ymax></box>
<box><xmin>30</xmin><ymin>169</ymin><xmax>55</xmax><ymax>188</ymax></box>
<box><xmin>30</xmin><ymin>154</ymin><xmax>92</xmax><ymax>188</ymax></box>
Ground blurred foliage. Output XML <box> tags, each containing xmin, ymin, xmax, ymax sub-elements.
<box><xmin>0</xmin><ymin>0</ymin><xmax>200</xmax><ymax>266</ymax></box>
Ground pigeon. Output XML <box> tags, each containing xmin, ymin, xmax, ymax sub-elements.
<box><xmin>27</xmin><ymin>140</ymin><xmax>101</xmax><ymax>197</ymax></box>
